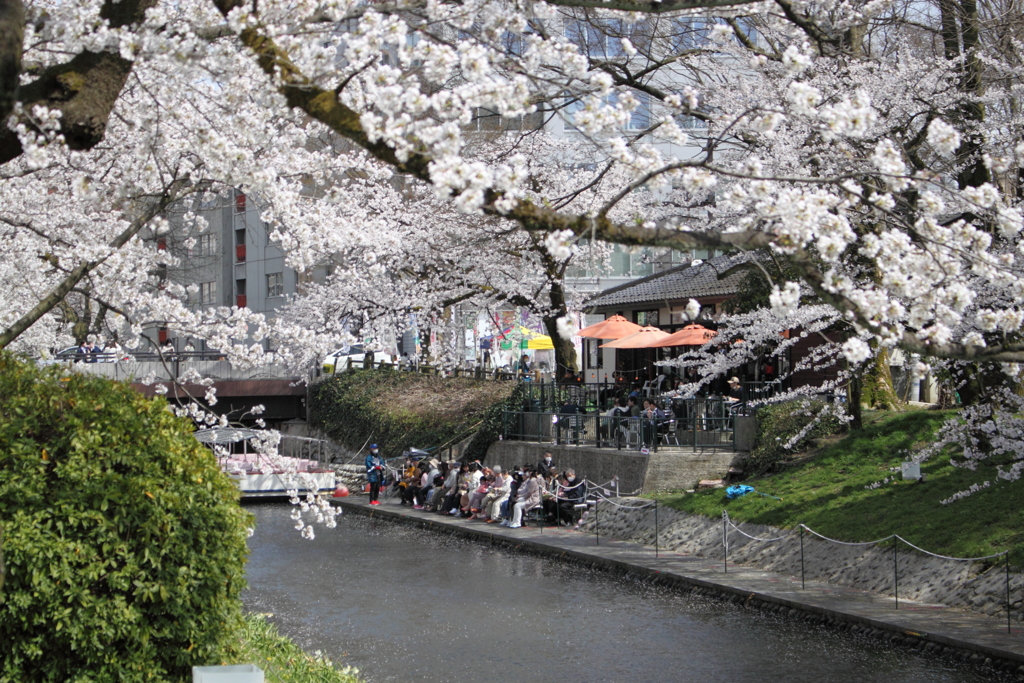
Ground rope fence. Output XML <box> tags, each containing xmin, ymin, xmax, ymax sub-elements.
<box><xmin>720</xmin><ymin>511</ymin><xmax>1013</xmax><ymax>632</ymax></box>
<box><xmin>575</xmin><ymin>498</ymin><xmax>1016</xmax><ymax>633</ymax></box>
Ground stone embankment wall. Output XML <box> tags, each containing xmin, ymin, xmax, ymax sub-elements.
<box><xmin>485</xmin><ymin>442</ymin><xmax>651</xmax><ymax>492</ymax></box>
<box><xmin>579</xmin><ymin>500</ymin><xmax>1023</xmax><ymax>622</ymax></box>
<box><xmin>641</xmin><ymin>449</ymin><xmax>746</xmax><ymax>491</ymax></box>
<box><xmin>485</xmin><ymin>441</ymin><xmax>748</xmax><ymax>493</ymax></box>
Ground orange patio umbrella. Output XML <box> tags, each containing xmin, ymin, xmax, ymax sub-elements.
<box><xmin>647</xmin><ymin>324</ymin><xmax>718</xmax><ymax>347</ymax></box>
<box><xmin>578</xmin><ymin>314</ymin><xmax>644</xmax><ymax>340</ymax></box>
<box><xmin>600</xmin><ymin>326</ymin><xmax>670</xmax><ymax>348</ymax></box>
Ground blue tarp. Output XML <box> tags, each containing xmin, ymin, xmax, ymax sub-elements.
<box><xmin>726</xmin><ymin>484</ymin><xmax>755</xmax><ymax>500</ymax></box>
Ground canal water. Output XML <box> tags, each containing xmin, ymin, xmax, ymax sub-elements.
<box><xmin>243</xmin><ymin>504</ymin><xmax>1012</xmax><ymax>683</ymax></box>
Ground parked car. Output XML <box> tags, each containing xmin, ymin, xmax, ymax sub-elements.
<box><xmin>38</xmin><ymin>344</ymin><xmax>135</xmax><ymax>365</ymax></box>
<box><xmin>322</xmin><ymin>345</ymin><xmax>393</xmax><ymax>373</ymax></box>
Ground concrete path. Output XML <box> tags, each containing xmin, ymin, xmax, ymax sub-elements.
<box><xmin>333</xmin><ymin>496</ymin><xmax>1024</xmax><ymax>670</ymax></box>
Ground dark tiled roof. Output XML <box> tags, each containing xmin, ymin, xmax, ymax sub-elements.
<box><xmin>586</xmin><ymin>253</ymin><xmax>753</xmax><ymax>309</ymax></box>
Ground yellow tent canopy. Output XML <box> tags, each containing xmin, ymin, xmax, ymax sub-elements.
<box><xmin>524</xmin><ymin>335</ymin><xmax>554</xmax><ymax>350</ymax></box>
<box><xmin>505</xmin><ymin>325</ymin><xmax>554</xmax><ymax>350</ymax></box>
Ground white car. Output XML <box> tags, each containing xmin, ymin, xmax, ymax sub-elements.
<box><xmin>39</xmin><ymin>346</ymin><xmax>124</xmax><ymax>364</ymax></box>
<box><xmin>322</xmin><ymin>345</ymin><xmax>394</xmax><ymax>372</ymax></box>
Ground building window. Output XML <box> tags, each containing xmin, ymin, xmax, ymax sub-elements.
<box><xmin>587</xmin><ymin>338</ymin><xmax>603</xmax><ymax>369</ymax></box>
<box><xmin>672</xmin><ymin>18</ymin><xmax>710</xmax><ymax>51</ymax></box>
<box><xmin>199</xmin><ymin>281</ymin><xmax>217</xmax><ymax>305</ymax></box>
<box><xmin>267</xmin><ymin>272</ymin><xmax>284</xmax><ymax>298</ymax></box>
<box><xmin>235</xmin><ymin>193</ymin><xmax>246</xmax><ymax>213</ymax></box>
<box><xmin>626</xmin><ymin>91</ymin><xmax>651</xmax><ymax>131</ymax></box>
<box><xmin>635</xmin><ymin>309</ymin><xmax>659</xmax><ymax>327</ymax></box>
<box><xmin>565</xmin><ymin>18</ymin><xmax>627</xmax><ymax>58</ymax></box>
<box><xmin>566</xmin><ymin>90</ymin><xmax>651</xmax><ymax>133</ymax></box>
<box><xmin>676</xmin><ymin>113</ymin><xmax>708</xmax><ymax>130</ymax></box>
<box><xmin>192</xmin><ymin>234</ymin><xmax>215</xmax><ymax>257</ymax></box>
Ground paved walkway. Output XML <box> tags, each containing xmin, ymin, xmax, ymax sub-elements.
<box><xmin>333</xmin><ymin>496</ymin><xmax>1024</xmax><ymax>669</ymax></box>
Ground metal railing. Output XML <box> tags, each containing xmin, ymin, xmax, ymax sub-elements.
<box><xmin>518</xmin><ymin>379</ymin><xmax>784</xmax><ymax>411</ymax></box>
<box><xmin>743</xmin><ymin>380</ymin><xmax>785</xmax><ymax>402</ymax></box>
<box><xmin>501</xmin><ymin>398</ymin><xmax>741</xmax><ymax>451</ymax></box>
<box><xmin>47</xmin><ymin>349</ymin><xmax>230</xmax><ymax>363</ymax></box>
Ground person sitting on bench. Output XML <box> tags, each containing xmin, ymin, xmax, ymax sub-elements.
<box><xmin>557</xmin><ymin>469</ymin><xmax>587</xmax><ymax>525</ymax></box>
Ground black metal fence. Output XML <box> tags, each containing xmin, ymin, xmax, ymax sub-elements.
<box><xmin>518</xmin><ymin>379</ymin><xmax>785</xmax><ymax>412</ymax></box>
<box><xmin>501</xmin><ymin>397</ymin><xmax>742</xmax><ymax>451</ymax></box>
<box><xmin>743</xmin><ymin>380</ymin><xmax>784</xmax><ymax>403</ymax></box>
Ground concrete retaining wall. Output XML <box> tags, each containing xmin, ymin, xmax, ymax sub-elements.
<box><xmin>484</xmin><ymin>441</ymin><xmax>651</xmax><ymax>492</ymax></box>
<box><xmin>642</xmin><ymin>449</ymin><xmax>747</xmax><ymax>491</ymax></box>
<box><xmin>484</xmin><ymin>441</ymin><xmax>748</xmax><ymax>494</ymax></box>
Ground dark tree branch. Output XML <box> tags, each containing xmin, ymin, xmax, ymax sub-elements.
<box><xmin>0</xmin><ymin>179</ymin><xmax>191</xmax><ymax>349</ymax></box>
<box><xmin>0</xmin><ymin>0</ymin><xmax>23</xmax><ymax>122</ymax></box>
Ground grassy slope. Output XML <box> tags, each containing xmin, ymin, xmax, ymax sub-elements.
<box><xmin>230</xmin><ymin>613</ymin><xmax>363</xmax><ymax>683</ymax></box>
<box><xmin>309</xmin><ymin>370</ymin><xmax>517</xmax><ymax>459</ymax></box>
<box><xmin>656</xmin><ymin>410</ymin><xmax>1024</xmax><ymax>562</ymax></box>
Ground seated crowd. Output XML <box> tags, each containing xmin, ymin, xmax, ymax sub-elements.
<box><xmin>389</xmin><ymin>451</ymin><xmax>588</xmax><ymax>529</ymax></box>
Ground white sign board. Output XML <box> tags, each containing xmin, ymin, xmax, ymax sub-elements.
<box><xmin>193</xmin><ymin>664</ymin><xmax>264</xmax><ymax>683</ymax></box>
<box><xmin>901</xmin><ymin>462</ymin><xmax>921</xmax><ymax>480</ymax></box>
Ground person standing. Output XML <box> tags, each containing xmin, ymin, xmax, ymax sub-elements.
<box><xmin>365</xmin><ymin>444</ymin><xmax>386</xmax><ymax>506</ymax></box>
<box><xmin>517</xmin><ymin>354</ymin><xmax>531</xmax><ymax>379</ymax></box>
<box><xmin>641</xmin><ymin>400</ymin><xmax>665</xmax><ymax>447</ymax></box>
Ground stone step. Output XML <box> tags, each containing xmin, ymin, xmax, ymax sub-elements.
<box><xmin>641</xmin><ymin>449</ymin><xmax>747</xmax><ymax>493</ymax></box>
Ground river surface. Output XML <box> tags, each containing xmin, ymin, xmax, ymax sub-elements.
<box><xmin>243</xmin><ymin>504</ymin><xmax>1014</xmax><ymax>683</ymax></box>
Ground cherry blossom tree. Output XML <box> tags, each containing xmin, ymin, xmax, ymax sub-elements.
<box><xmin>2</xmin><ymin>0</ymin><xmax>1024</xmax><ymax>501</ymax></box>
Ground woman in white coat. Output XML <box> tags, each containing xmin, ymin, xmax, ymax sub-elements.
<box><xmin>479</xmin><ymin>467</ymin><xmax>511</xmax><ymax>522</ymax></box>
<box><xmin>504</xmin><ymin>470</ymin><xmax>540</xmax><ymax>528</ymax></box>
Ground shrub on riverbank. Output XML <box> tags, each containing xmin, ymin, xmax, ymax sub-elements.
<box><xmin>309</xmin><ymin>370</ymin><xmax>521</xmax><ymax>461</ymax></box>
<box><xmin>746</xmin><ymin>399</ymin><xmax>846</xmax><ymax>474</ymax></box>
<box><xmin>657</xmin><ymin>410</ymin><xmax>1023</xmax><ymax>562</ymax></box>
<box><xmin>0</xmin><ymin>354</ymin><xmax>252</xmax><ymax>681</ymax></box>
<box><xmin>234</xmin><ymin>614</ymin><xmax>363</xmax><ymax>683</ymax></box>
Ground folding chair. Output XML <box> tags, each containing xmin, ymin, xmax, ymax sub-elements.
<box><xmin>659</xmin><ymin>419</ymin><xmax>680</xmax><ymax>446</ymax></box>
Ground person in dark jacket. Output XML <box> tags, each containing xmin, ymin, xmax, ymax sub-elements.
<box><xmin>557</xmin><ymin>469</ymin><xmax>587</xmax><ymax>525</ymax></box>
<box><xmin>365</xmin><ymin>444</ymin><xmax>386</xmax><ymax>506</ymax></box>
<box><xmin>726</xmin><ymin>377</ymin><xmax>743</xmax><ymax>402</ymax></box>
<box><xmin>537</xmin><ymin>451</ymin><xmax>555</xmax><ymax>476</ymax></box>
<box><xmin>517</xmin><ymin>354</ymin><xmax>531</xmax><ymax>379</ymax></box>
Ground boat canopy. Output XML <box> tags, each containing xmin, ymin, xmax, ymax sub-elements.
<box><xmin>194</xmin><ymin>427</ymin><xmax>260</xmax><ymax>445</ymax></box>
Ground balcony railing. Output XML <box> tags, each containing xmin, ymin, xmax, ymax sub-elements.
<box><xmin>501</xmin><ymin>399</ymin><xmax>744</xmax><ymax>451</ymax></box>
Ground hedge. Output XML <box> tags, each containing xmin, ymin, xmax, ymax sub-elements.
<box><xmin>0</xmin><ymin>354</ymin><xmax>252</xmax><ymax>682</ymax></box>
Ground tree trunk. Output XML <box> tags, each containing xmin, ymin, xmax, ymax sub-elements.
<box><xmin>0</xmin><ymin>0</ymin><xmax>24</xmax><ymax>124</ymax></box>
<box><xmin>861</xmin><ymin>344</ymin><xmax>901</xmax><ymax>410</ymax></box>
<box><xmin>847</xmin><ymin>361</ymin><xmax>863</xmax><ymax>430</ymax></box>
<box><xmin>542</xmin><ymin>314</ymin><xmax>577</xmax><ymax>380</ymax></box>
<box><xmin>954</xmin><ymin>362</ymin><xmax>1016</xmax><ymax>405</ymax></box>
<box><xmin>542</xmin><ymin>280</ymin><xmax>578</xmax><ymax>378</ymax></box>
<box><xmin>938</xmin><ymin>0</ymin><xmax>990</xmax><ymax>191</ymax></box>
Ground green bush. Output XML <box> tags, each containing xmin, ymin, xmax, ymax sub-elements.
<box><xmin>747</xmin><ymin>399</ymin><xmax>846</xmax><ymax>474</ymax></box>
<box><xmin>235</xmin><ymin>614</ymin><xmax>363</xmax><ymax>683</ymax></box>
<box><xmin>0</xmin><ymin>354</ymin><xmax>252</xmax><ymax>682</ymax></box>
<box><xmin>309</xmin><ymin>370</ymin><xmax>521</xmax><ymax>462</ymax></box>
